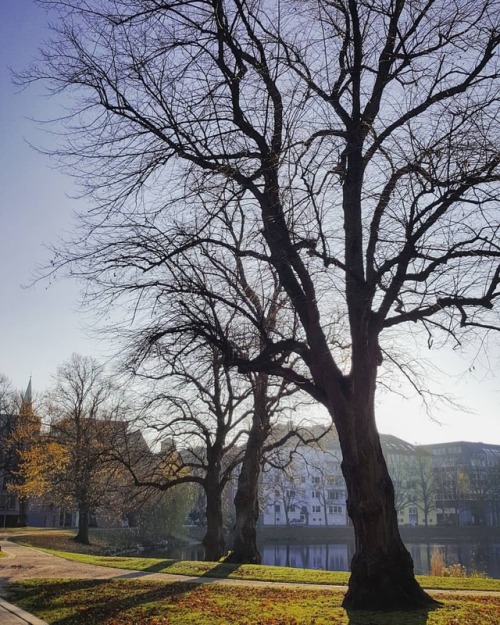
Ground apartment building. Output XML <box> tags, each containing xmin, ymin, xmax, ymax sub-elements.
<box><xmin>421</xmin><ymin>441</ymin><xmax>500</xmax><ymax>526</ymax></box>
<box><xmin>260</xmin><ymin>428</ymin><xmax>438</xmax><ymax>527</ymax></box>
<box><xmin>261</xmin><ymin>434</ymin><xmax>347</xmax><ymax>527</ymax></box>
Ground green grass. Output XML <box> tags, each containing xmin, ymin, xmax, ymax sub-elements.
<box><xmin>8</xmin><ymin>578</ymin><xmax>500</xmax><ymax>625</ymax></box>
<box><xmin>10</xmin><ymin>531</ymin><xmax>500</xmax><ymax>593</ymax></box>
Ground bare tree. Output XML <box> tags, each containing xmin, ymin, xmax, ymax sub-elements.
<box><xmin>304</xmin><ymin>452</ymin><xmax>346</xmax><ymax>528</ymax></box>
<box><xmin>113</xmin><ymin>203</ymin><xmax>304</xmax><ymax>564</ymax></box>
<box><xmin>0</xmin><ymin>375</ymin><xmax>17</xmax><ymax>480</ymax></box>
<box><xmin>411</xmin><ymin>450</ymin><xmax>437</xmax><ymax>528</ymax></box>
<box><xmin>0</xmin><ymin>375</ymin><xmax>16</xmax><ymax>416</ymax></box>
<box><xmin>386</xmin><ymin>454</ymin><xmax>416</xmax><ymax>521</ymax></box>
<box><xmin>27</xmin><ymin>0</ymin><xmax>500</xmax><ymax>609</ymax></box>
<box><xmin>433</xmin><ymin>464</ymin><xmax>470</xmax><ymax>526</ymax></box>
<box><xmin>122</xmin><ymin>345</ymin><xmax>252</xmax><ymax>560</ymax></box>
<box><xmin>468</xmin><ymin>455</ymin><xmax>500</xmax><ymax>526</ymax></box>
<box><xmin>228</xmin><ymin>371</ymin><xmax>295</xmax><ymax>563</ymax></box>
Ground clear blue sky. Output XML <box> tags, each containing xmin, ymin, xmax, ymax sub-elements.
<box><xmin>0</xmin><ymin>0</ymin><xmax>498</xmax><ymax>444</ymax></box>
<box><xmin>0</xmin><ymin>0</ymin><xmax>110</xmax><ymax>393</ymax></box>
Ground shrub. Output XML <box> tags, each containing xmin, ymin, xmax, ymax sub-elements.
<box><xmin>446</xmin><ymin>563</ymin><xmax>467</xmax><ymax>578</ymax></box>
<box><xmin>430</xmin><ymin>547</ymin><xmax>446</xmax><ymax>576</ymax></box>
<box><xmin>469</xmin><ymin>569</ymin><xmax>488</xmax><ymax>579</ymax></box>
<box><xmin>430</xmin><ymin>547</ymin><xmax>468</xmax><ymax>578</ymax></box>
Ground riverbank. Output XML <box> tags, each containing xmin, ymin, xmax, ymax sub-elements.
<box><xmin>257</xmin><ymin>524</ymin><xmax>500</xmax><ymax>542</ymax></box>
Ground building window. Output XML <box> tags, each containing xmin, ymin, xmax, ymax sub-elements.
<box><xmin>328</xmin><ymin>490</ymin><xmax>339</xmax><ymax>500</ymax></box>
<box><xmin>274</xmin><ymin>489</ymin><xmax>280</xmax><ymax>497</ymax></box>
<box><xmin>329</xmin><ymin>505</ymin><xmax>342</xmax><ymax>515</ymax></box>
<box><xmin>287</xmin><ymin>505</ymin><xmax>296</xmax><ymax>512</ymax></box>
<box><xmin>312</xmin><ymin>490</ymin><xmax>321</xmax><ymax>498</ymax></box>
<box><xmin>312</xmin><ymin>505</ymin><xmax>321</xmax><ymax>513</ymax></box>
<box><xmin>274</xmin><ymin>504</ymin><xmax>280</xmax><ymax>513</ymax></box>
<box><xmin>313</xmin><ymin>476</ymin><xmax>321</xmax><ymax>484</ymax></box>
<box><xmin>286</xmin><ymin>489</ymin><xmax>296</xmax><ymax>498</ymax></box>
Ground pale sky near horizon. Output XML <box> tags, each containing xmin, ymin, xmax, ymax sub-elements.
<box><xmin>0</xmin><ymin>0</ymin><xmax>499</xmax><ymax>445</ymax></box>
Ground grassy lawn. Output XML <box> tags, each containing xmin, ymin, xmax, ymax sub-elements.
<box><xmin>8</xmin><ymin>578</ymin><xmax>500</xmax><ymax>625</ymax></box>
<box><xmin>9</xmin><ymin>531</ymin><xmax>500</xmax><ymax>593</ymax></box>
<box><xmin>5</xmin><ymin>531</ymin><xmax>500</xmax><ymax>624</ymax></box>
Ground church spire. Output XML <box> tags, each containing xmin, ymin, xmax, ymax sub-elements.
<box><xmin>21</xmin><ymin>377</ymin><xmax>32</xmax><ymax>410</ymax></box>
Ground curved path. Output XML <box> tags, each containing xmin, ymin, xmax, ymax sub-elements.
<box><xmin>1</xmin><ymin>537</ymin><xmax>499</xmax><ymax>623</ymax></box>
<box><xmin>0</xmin><ymin>539</ymin><xmax>337</xmax><ymax>590</ymax></box>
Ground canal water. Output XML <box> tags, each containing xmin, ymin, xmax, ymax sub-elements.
<box><xmin>164</xmin><ymin>539</ymin><xmax>500</xmax><ymax>579</ymax></box>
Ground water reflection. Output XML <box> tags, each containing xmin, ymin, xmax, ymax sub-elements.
<box><xmin>261</xmin><ymin>542</ymin><xmax>349</xmax><ymax>572</ymax></box>
<box><xmin>408</xmin><ymin>541</ymin><xmax>500</xmax><ymax>578</ymax></box>
<box><xmin>165</xmin><ymin>539</ymin><xmax>500</xmax><ymax>578</ymax></box>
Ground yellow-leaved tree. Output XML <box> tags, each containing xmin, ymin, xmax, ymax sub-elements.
<box><xmin>14</xmin><ymin>354</ymin><xmax>139</xmax><ymax>544</ymax></box>
<box><xmin>2</xmin><ymin>377</ymin><xmax>41</xmax><ymax>526</ymax></box>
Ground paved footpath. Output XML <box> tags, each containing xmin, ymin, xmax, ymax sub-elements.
<box><xmin>1</xmin><ymin>538</ymin><xmax>499</xmax><ymax>624</ymax></box>
<box><xmin>0</xmin><ymin>538</ymin><xmax>341</xmax><ymax>624</ymax></box>
<box><xmin>0</xmin><ymin>599</ymin><xmax>49</xmax><ymax>625</ymax></box>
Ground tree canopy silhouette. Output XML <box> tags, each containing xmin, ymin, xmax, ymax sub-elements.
<box><xmin>29</xmin><ymin>0</ymin><xmax>499</xmax><ymax>609</ymax></box>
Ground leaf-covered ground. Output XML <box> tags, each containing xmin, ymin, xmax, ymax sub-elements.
<box><xmin>9</xmin><ymin>579</ymin><xmax>500</xmax><ymax>625</ymax></box>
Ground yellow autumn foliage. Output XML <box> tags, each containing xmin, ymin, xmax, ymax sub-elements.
<box><xmin>13</xmin><ymin>438</ymin><xmax>70</xmax><ymax>499</ymax></box>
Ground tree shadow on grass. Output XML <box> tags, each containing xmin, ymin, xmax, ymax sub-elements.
<box><xmin>7</xmin><ymin>578</ymin><xmax>209</xmax><ymax>625</ymax></box>
<box><xmin>111</xmin><ymin>557</ymin><xmax>242</xmax><ymax>579</ymax></box>
<box><xmin>199</xmin><ymin>560</ymin><xmax>243</xmax><ymax>580</ymax></box>
<box><xmin>4</xmin><ymin>574</ymin><xmax>447</xmax><ymax>625</ymax></box>
<box><xmin>128</xmin><ymin>558</ymin><xmax>180</xmax><ymax>574</ymax></box>
<box><xmin>3</xmin><ymin>560</ymin><xmax>244</xmax><ymax>625</ymax></box>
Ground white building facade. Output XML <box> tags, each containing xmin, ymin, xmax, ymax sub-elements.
<box><xmin>260</xmin><ymin>429</ymin><xmax>438</xmax><ymax>527</ymax></box>
<box><xmin>261</xmin><ymin>431</ymin><xmax>348</xmax><ymax>527</ymax></box>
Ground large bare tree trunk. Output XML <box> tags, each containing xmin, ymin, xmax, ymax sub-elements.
<box><xmin>202</xmin><ymin>472</ymin><xmax>225</xmax><ymax>561</ymax></box>
<box><xmin>227</xmin><ymin>424</ymin><xmax>264</xmax><ymax>563</ymax></box>
<box><xmin>75</xmin><ymin>504</ymin><xmax>90</xmax><ymax>545</ymax></box>
<box><xmin>228</xmin><ymin>376</ymin><xmax>269</xmax><ymax>564</ymax></box>
<box><xmin>340</xmin><ymin>418</ymin><xmax>433</xmax><ymax>608</ymax></box>
<box><xmin>332</xmin><ymin>349</ymin><xmax>436</xmax><ymax>609</ymax></box>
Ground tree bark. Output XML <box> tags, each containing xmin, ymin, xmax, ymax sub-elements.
<box><xmin>18</xmin><ymin>499</ymin><xmax>28</xmax><ymax>527</ymax></box>
<box><xmin>75</xmin><ymin>504</ymin><xmax>90</xmax><ymax>545</ymax></box>
<box><xmin>202</xmin><ymin>472</ymin><xmax>225</xmax><ymax>561</ymax></box>
<box><xmin>227</xmin><ymin>421</ymin><xmax>265</xmax><ymax>563</ymax></box>
<box><xmin>332</xmin><ymin>353</ymin><xmax>436</xmax><ymax>609</ymax></box>
<box><xmin>340</xmin><ymin>422</ymin><xmax>434</xmax><ymax>609</ymax></box>
<box><xmin>227</xmin><ymin>375</ymin><xmax>269</xmax><ymax>564</ymax></box>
